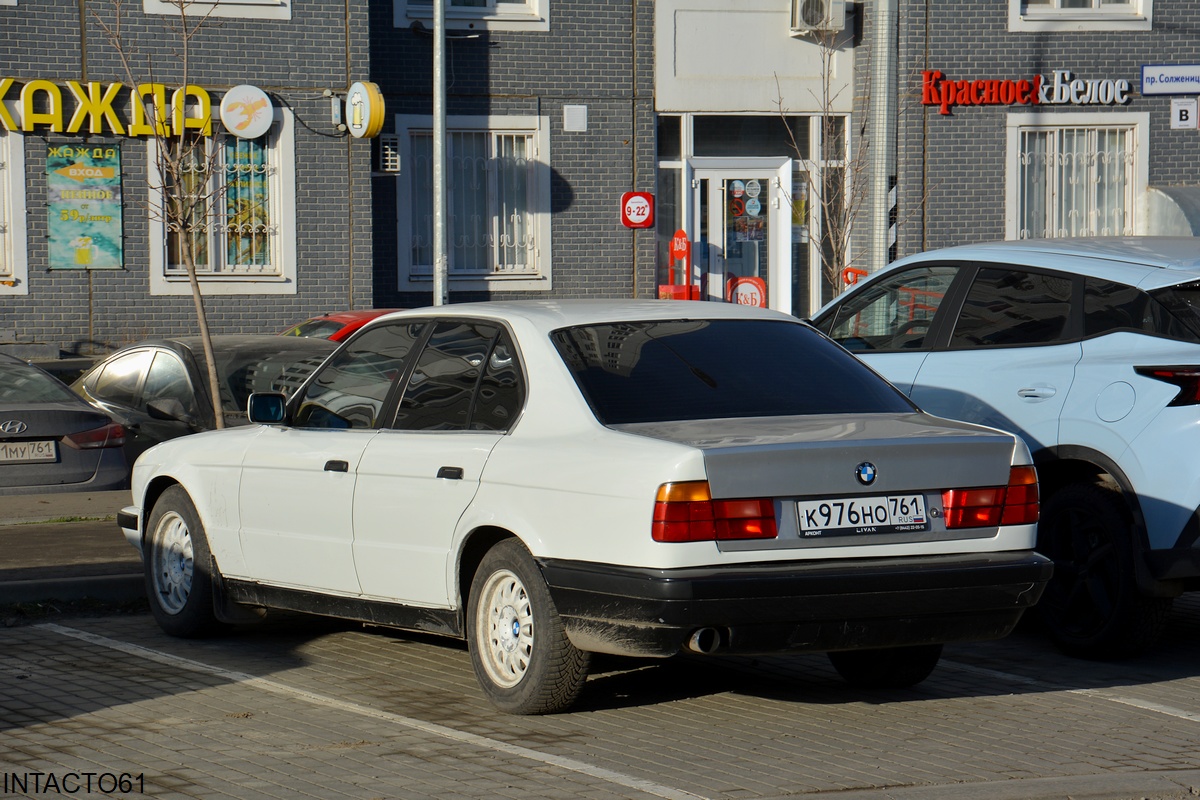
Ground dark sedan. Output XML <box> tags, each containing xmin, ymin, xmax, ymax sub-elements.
<box><xmin>0</xmin><ymin>353</ymin><xmax>127</xmax><ymax>495</ymax></box>
<box><xmin>71</xmin><ymin>335</ymin><xmax>336</xmax><ymax>464</ymax></box>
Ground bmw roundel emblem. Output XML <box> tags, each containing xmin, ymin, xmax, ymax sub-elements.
<box><xmin>854</xmin><ymin>462</ymin><xmax>877</xmax><ymax>486</ymax></box>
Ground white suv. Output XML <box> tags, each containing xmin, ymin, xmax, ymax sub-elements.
<box><xmin>813</xmin><ymin>237</ymin><xmax>1200</xmax><ymax>659</ymax></box>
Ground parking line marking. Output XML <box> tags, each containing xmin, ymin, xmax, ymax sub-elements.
<box><xmin>945</xmin><ymin>659</ymin><xmax>1200</xmax><ymax>723</ymax></box>
<box><xmin>39</xmin><ymin>623</ymin><xmax>710</xmax><ymax>800</ymax></box>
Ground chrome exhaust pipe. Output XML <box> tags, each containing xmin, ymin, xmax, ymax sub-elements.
<box><xmin>686</xmin><ymin>627</ymin><xmax>723</xmax><ymax>654</ymax></box>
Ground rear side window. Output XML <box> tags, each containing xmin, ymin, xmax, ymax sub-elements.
<box><xmin>394</xmin><ymin>321</ymin><xmax>521</xmax><ymax>432</ymax></box>
<box><xmin>1083</xmin><ymin>279</ymin><xmax>1198</xmax><ymax>341</ymax></box>
<box><xmin>950</xmin><ymin>268</ymin><xmax>1074</xmax><ymax>347</ymax></box>
<box><xmin>89</xmin><ymin>350</ymin><xmax>152</xmax><ymax>407</ymax></box>
<box><xmin>552</xmin><ymin>319</ymin><xmax>914</xmax><ymax>426</ymax></box>
<box><xmin>1145</xmin><ymin>281</ymin><xmax>1200</xmax><ymax>343</ymax></box>
<box><xmin>822</xmin><ymin>264</ymin><xmax>959</xmax><ymax>351</ymax></box>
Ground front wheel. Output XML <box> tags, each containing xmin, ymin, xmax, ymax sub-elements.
<box><xmin>467</xmin><ymin>539</ymin><xmax>590</xmax><ymax>714</ymax></box>
<box><xmin>144</xmin><ymin>485</ymin><xmax>222</xmax><ymax>638</ymax></box>
<box><xmin>828</xmin><ymin>644</ymin><xmax>943</xmax><ymax>689</ymax></box>
<box><xmin>1036</xmin><ymin>482</ymin><xmax>1171</xmax><ymax>659</ymax></box>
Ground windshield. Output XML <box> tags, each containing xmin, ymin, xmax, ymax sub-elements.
<box><xmin>551</xmin><ymin>319</ymin><xmax>914</xmax><ymax>425</ymax></box>
<box><xmin>281</xmin><ymin>319</ymin><xmax>346</xmax><ymax>339</ymax></box>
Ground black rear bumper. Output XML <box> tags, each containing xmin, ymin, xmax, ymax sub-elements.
<box><xmin>539</xmin><ymin>550</ymin><xmax>1053</xmax><ymax>658</ymax></box>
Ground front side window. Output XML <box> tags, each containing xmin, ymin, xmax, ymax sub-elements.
<box><xmin>821</xmin><ymin>265</ymin><xmax>959</xmax><ymax>352</ymax></box>
<box><xmin>950</xmin><ymin>268</ymin><xmax>1075</xmax><ymax>348</ymax></box>
<box><xmin>396</xmin><ymin>115</ymin><xmax>551</xmax><ymax>292</ymax></box>
<box><xmin>295</xmin><ymin>323</ymin><xmax>425</xmax><ymax>430</ymax></box>
<box><xmin>149</xmin><ymin>111</ymin><xmax>297</xmax><ymax>295</ymax></box>
<box><xmin>143</xmin><ymin>352</ymin><xmax>199</xmax><ymax>417</ymax></box>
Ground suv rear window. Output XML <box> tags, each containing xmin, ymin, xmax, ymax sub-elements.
<box><xmin>551</xmin><ymin>319</ymin><xmax>914</xmax><ymax>425</ymax></box>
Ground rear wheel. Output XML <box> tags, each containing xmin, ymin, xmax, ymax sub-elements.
<box><xmin>467</xmin><ymin>539</ymin><xmax>590</xmax><ymax>714</ymax></box>
<box><xmin>144</xmin><ymin>485</ymin><xmax>222</xmax><ymax>638</ymax></box>
<box><xmin>827</xmin><ymin>644</ymin><xmax>943</xmax><ymax>689</ymax></box>
<box><xmin>1036</xmin><ymin>482</ymin><xmax>1171</xmax><ymax>659</ymax></box>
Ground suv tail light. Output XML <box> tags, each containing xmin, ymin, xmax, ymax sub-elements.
<box><xmin>942</xmin><ymin>466</ymin><xmax>1039</xmax><ymax>529</ymax></box>
<box><xmin>653</xmin><ymin>481</ymin><xmax>778</xmax><ymax>542</ymax></box>
<box><xmin>1135</xmin><ymin>366</ymin><xmax>1200</xmax><ymax>406</ymax></box>
<box><xmin>63</xmin><ymin>422</ymin><xmax>126</xmax><ymax>450</ymax></box>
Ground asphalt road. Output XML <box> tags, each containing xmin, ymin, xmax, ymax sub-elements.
<box><xmin>6</xmin><ymin>597</ymin><xmax>1200</xmax><ymax>800</ymax></box>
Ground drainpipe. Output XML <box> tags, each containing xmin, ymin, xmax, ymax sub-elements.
<box><xmin>869</xmin><ymin>0</ymin><xmax>898</xmax><ymax>273</ymax></box>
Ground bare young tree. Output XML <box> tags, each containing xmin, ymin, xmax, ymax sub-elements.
<box><xmin>776</xmin><ymin>22</ymin><xmax>874</xmax><ymax>301</ymax></box>
<box><xmin>92</xmin><ymin>0</ymin><xmax>229</xmax><ymax>428</ymax></box>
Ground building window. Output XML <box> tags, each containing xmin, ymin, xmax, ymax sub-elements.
<box><xmin>0</xmin><ymin>129</ymin><xmax>28</xmax><ymax>296</ymax></box>
<box><xmin>394</xmin><ymin>0</ymin><xmax>548</xmax><ymax>32</ymax></box>
<box><xmin>143</xmin><ymin>0</ymin><xmax>291</xmax><ymax>21</ymax></box>
<box><xmin>1010</xmin><ymin>0</ymin><xmax>1150</xmax><ymax>31</ymax></box>
<box><xmin>1007</xmin><ymin>112</ymin><xmax>1149</xmax><ymax>239</ymax></box>
<box><xmin>149</xmin><ymin>110</ymin><xmax>297</xmax><ymax>295</ymax></box>
<box><xmin>395</xmin><ymin>114</ymin><xmax>551</xmax><ymax>292</ymax></box>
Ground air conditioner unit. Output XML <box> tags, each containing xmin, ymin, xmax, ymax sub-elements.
<box><xmin>791</xmin><ymin>0</ymin><xmax>846</xmax><ymax>34</ymax></box>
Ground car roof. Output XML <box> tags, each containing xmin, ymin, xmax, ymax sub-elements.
<box><xmin>304</xmin><ymin>309</ymin><xmax>401</xmax><ymax>324</ymax></box>
<box><xmin>122</xmin><ymin>334</ymin><xmax>337</xmax><ymax>353</ymax></box>
<box><xmin>369</xmin><ymin>299</ymin><xmax>797</xmax><ymax>333</ymax></box>
<box><xmin>886</xmin><ymin>237</ymin><xmax>1200</xmax><ymax>291</ymax></box>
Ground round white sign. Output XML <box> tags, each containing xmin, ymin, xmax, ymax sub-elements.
<box><xmin>219</xmin><ymin>85</ymin><xmax>273</xmax><ymax>139</ymax></box>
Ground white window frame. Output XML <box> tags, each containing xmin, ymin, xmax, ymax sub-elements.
<box><xmin>394</xmin><ymin>113</ymin><xmax>552</xmax><ymax>293</ymax></box>
<box><xmin>0</xmin><ymin>126</ymin><xmax>28</xmax><ymax>296</ymax></box>
<box><xmin>1005</xmin><ymin>111</ymin><xmax>1150</xmax><ymax>240</ymax></box>
<box><xmin>394</xmin><ymin>0</ymin><xmax>548</xmax><ymax>32</ymax></box>
<box><xmin>143</xmin><ymin>0</ymin><xmax>291</xmax><ymax>21</ymax></box>
<box><xmin>1009</xmin><ymin>0</ymin><xmax>1151</xmax><ymax>32</ymax></box>
<box><xmin>148</xmin><ymin>108</ymin><xmax>297</xmax><ymax>296</ymax></box>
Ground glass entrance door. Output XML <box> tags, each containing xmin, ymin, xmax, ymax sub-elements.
<box><xmin>691</xmin><ymin>162</ymin><xmax>792</xmax><ymax>313</ymax></box>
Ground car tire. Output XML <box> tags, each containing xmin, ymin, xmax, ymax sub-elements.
<box><xmin>467</xmin><ymin>538</ymin><xmax>590</xmax><ymax>715</ymax></box>
<box><xmin>144</xmin><ymin>485</ymin><xmax>222</xmax><ymax>638</ymax></box>
<box><xmin>1036</xmin><ymin>482</ymin><xmax>1172</xmax><ymax>660</ymax></box>
<box><xmin>827</xmin><ymin>644</ymin><xmax>943</xmax><ymax>689</ymax></box>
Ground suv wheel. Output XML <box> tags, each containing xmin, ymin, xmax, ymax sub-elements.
<box><xmin>1036</xmin><ymin>482</ymin><xmax>1171</xmax><ymax>659</ymax></box>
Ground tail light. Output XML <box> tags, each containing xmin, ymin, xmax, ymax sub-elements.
<box><xmin>62</xmin><ymin>422</ymin><xmax>126</xmax><ymax>450</ymax></box>
<box><xmin>653</xmin><ymin>481</ymin><xmax>778</xmax><ymax>543</ymax></box>
<box><xmin>1135</xmin><ymin>366</ymin><xmax>1200</xmax><ymax>406</ymax></box>
<box><xmin>942</xmin><ymin>466</ymin><xmax>1039</xmax><ymax>529</ymax></box>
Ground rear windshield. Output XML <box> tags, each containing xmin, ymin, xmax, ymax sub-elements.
<box><xmin>0</xmin><ymin>362</ymin><xmax>80</xmax><ymax>404</ymax></box>
<box><xmin>551</xmin><ymin>319</ymin><xmax>914</xmax><ymax>425</ymax></box>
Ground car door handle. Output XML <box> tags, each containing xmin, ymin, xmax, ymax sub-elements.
<box><xmin>324</xmin><ymin>460</ymin><xmax>349</xmax><ymax>473</ymax></box>
<box><xmin>1017</xmin><ymin>387</ymin><xmax>1057</xmax><ymax>399</ymax></box>
<box><xmin>437</xmin><ymin>466</ymin><xmax>464</xmax><ymax>480</ymax></box>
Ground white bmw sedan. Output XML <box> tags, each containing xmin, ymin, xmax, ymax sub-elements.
<box><xmin>120</xmin><ymin>300</ymin><xmax>1051</xmax><ymax>714</ymax></box>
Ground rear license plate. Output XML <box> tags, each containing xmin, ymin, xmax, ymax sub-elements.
<box><xmin>0</xmin><ymin>440</ymin><xmax>57</xmax><ymax>464</ymax></box>
<box><xmin>797</xmin><ymin>494</ymin><xmax>929</xmax><ymax>537</ymax></box>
